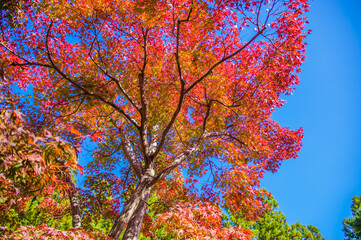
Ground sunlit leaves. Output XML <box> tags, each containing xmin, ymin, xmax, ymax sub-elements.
<box><xmin>151</xmin><ymin>202</ymin><xmax>253</xmax><ymax>240</ymax></box>
<box><xmin>0</xmin><ymin>109</ymin><xmax>80</xmax><ymax>209</ymax></box>
<box><xmin>2</xmin><ymin>224</ymin><xmax>113</xmax><ymax>240</ymax></box>
<box><xmin>1</xmin><ymin>0</ymin><xmax>310</xmax><ymax>238</ymax></box>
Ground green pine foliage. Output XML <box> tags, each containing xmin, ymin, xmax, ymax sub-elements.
<box><xmin>343</xmin><ymin>195</ymin><xmax>361</xmax><ymax>239</ymax></box>
<box><xmin>227</xmin><ymin>194</ymin><xmax>325</xmax><ymax>240</ymax></box>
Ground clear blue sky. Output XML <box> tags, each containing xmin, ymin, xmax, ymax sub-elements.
<box><xmin>261</xmin><ymin>0</ymin><xmax>361</xmax><ymax>239</ymax></box>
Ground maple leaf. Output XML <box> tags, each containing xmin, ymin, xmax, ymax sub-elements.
<box><xmin>89</xmin><ymin>131</ymin><xmax>103</xmax><ymax>143</ymax></box>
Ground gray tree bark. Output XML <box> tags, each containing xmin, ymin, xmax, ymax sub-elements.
<box><xmin>56</xmin><ymin>156</ymin><xmax>82</xmax><ymax>229</ymax></box>
<box><xmin>108</xmin><ymin>131</ymin><xmax>215</xmax><ymax>239</ymax></box>
<box><xmin>66</xmin><ymin>174</ymin><xmax>81</xmax><ymax>228</ymax></box>
<box><xmin>108</xmin><ymin>173</ymin><xmax>153</xmax><ymax>240</ymax></box>
<box><xmin>68</xmin><ymin>185</ymin><xmax>81</xmax><ymax>228</ymax></box>
<box><xmin>122</xmin><ymin>187</ymin><xmax>151</xmax><ymax>240</ymax></box>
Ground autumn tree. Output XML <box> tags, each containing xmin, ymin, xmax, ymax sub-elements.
<box><xmin>1</xmin><ymin>0</ymin><xmax>309</xmax><ymax>239</ymax></box>
<box><xmin>0</xmin><ymin>106</ymin><xmax>81</xmax><ymax>233</ymax></box>
<box><xmin>0</xmin><ymin>99</ymin><xmax>108</xmax><ymax>238</ymax></box>
<box><xmin>0</xmin><ymin>48</ymin><xmax>85</xmax><ymax>232</ymax></box>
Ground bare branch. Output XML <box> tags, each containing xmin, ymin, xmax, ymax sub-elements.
<box><xmin>150</xmin><ymin>6</ymin><xmax>193</xmax><ymax>159</ymax></box>
<box><xmin>147</xmin><ymin>124</ymin><xmax>159</xmax><ymax>156</ymax></box>
<box><xmin>51</xmin><ymin>94</ymin><xmax>86</xmax><ymax>118</ymax></box>
<box><xmin>139</xmin><ymin>28</ymin><xmax>150</xmax><ymax>165</ymax></box>
<box><xmin>116</xmin><ymin>125</ymin><xmax>143</xmax><ymax>179</ymax></box>
<box><xmin>226</xmin><ymin>134</ymin><xmax>247</xmax><ymax>147</ymax></box>
<box><xmin>150</xmin><ymin>130</ymin><xmax>225</xmax><ymax>186</ymax></box>
<box><xmin>202</xmin><ymin>100</ymin><xmax>213</xmax><ymax>133</ymax></box>
<box><xmin>87</xmin><ymin>21</ymin><xmax>142</xmax><ymax>113</ymax></box>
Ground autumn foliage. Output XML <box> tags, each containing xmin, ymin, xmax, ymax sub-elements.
<box><xmin>0</xmin><ymin>108</ymin><xmax>79</xmax><ymax>210</ymax></box>
<box><xmin>2</xmin><ymin>224</ymin><xmax>112</xmax><ymax>240</ymax></box>
<box><xmin>151</xmin><ymin>203</ymin><xmax>252</xmax><ymax>239</ymax></box>
<box><xmin>1</xmin><ymin>0</ymin><xmax>310</xmax><ymax>239</ymax></box>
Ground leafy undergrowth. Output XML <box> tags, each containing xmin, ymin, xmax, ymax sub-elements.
<box><xmin>1</xmin><ymin>225</ymin><xmax>113</xmax><ymax>240</ymax></box>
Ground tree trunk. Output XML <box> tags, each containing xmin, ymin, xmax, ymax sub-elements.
<box><xmin>68</xmin><ymin>185</ymin><xmax>81</xmax><ymax>228</ymax></box>
<box><xmin>57</xmin><ymin>156</ymin><xmax>82</xmax><ymax>229</ymax></box>
<box><xmin>108</xmin><ymin>175</ymin><xmax>152</xmax><ymax>240</ymax></box>
<box><xmin>122</xmin><ymin>187</ymin><xmax>151</xmax><ymax>240</ymax></box>
<box><xmin>66</xmin><ymin>174</ymin><xmax>81</xmax><ymax>228</ymax></box>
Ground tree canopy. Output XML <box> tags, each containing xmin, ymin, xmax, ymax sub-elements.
<box><xmin>0</xmin><ymin>0</ymin><xmax>311</xmax><ymax>239</ymax></box>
